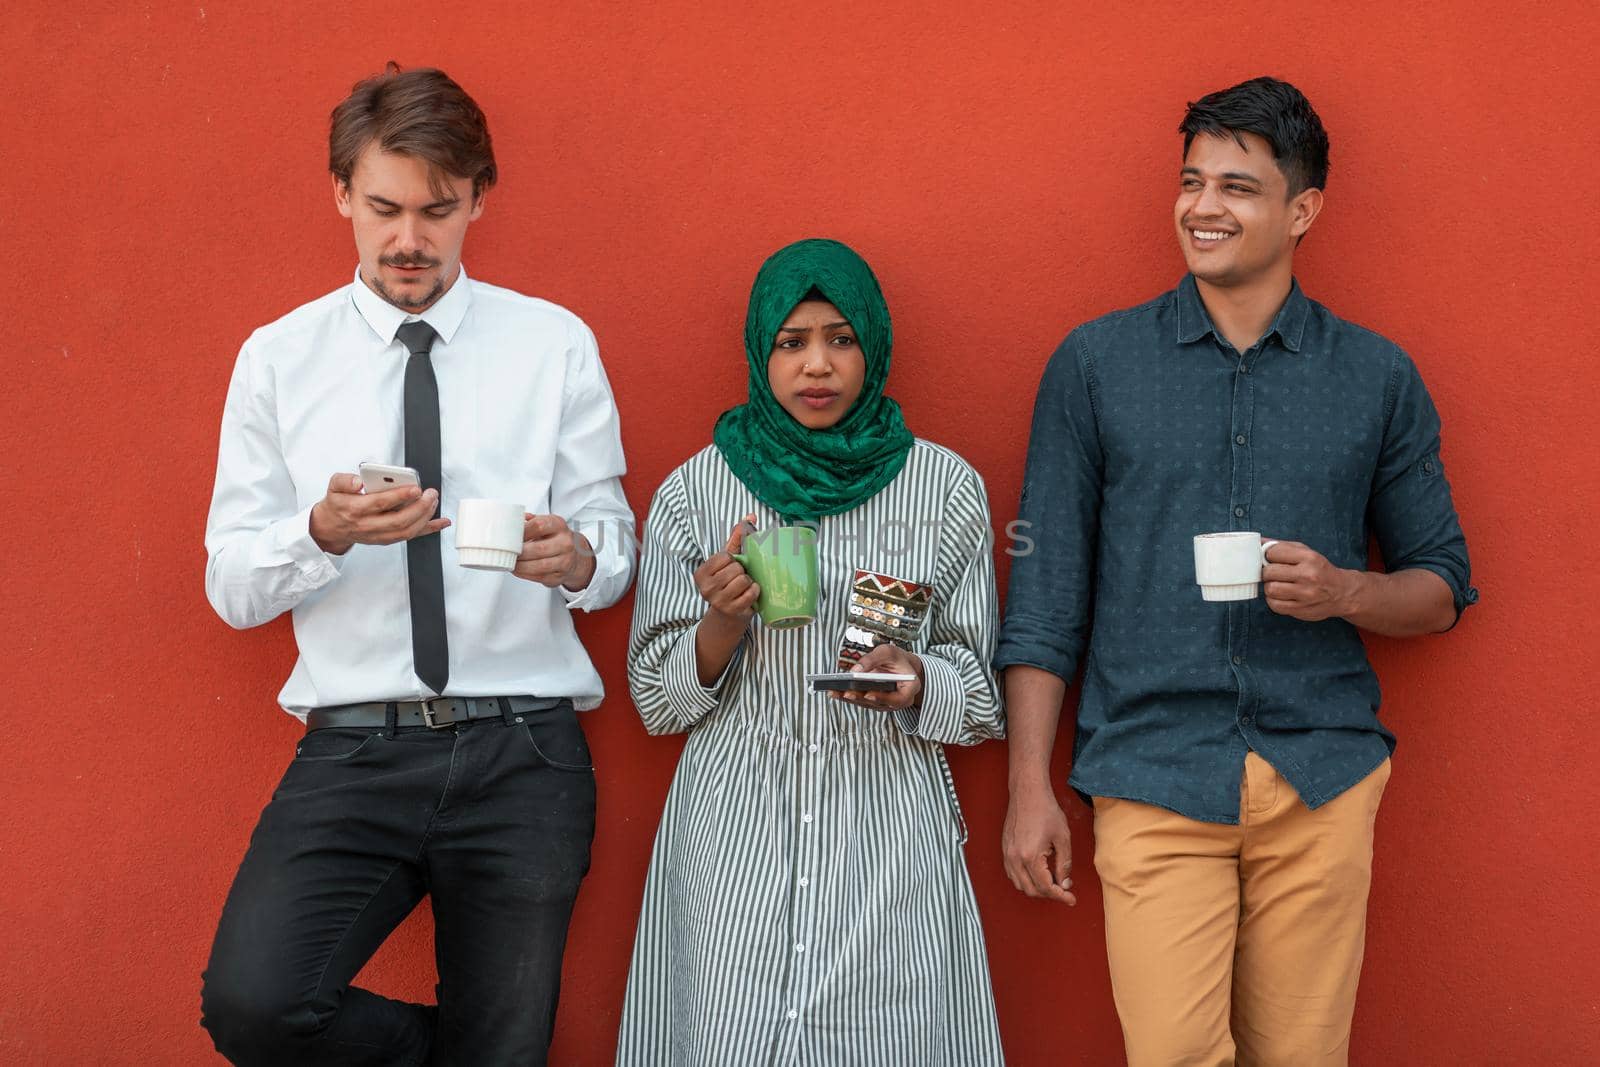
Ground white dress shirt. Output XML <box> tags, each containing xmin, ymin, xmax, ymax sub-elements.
<box><xmin>205</xmin><ymin>267</ymin><xmax>636</xmax><ymax>718</ymax></box>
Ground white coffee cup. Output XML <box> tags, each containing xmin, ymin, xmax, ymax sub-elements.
<box><xmin>1193</xmin><ymin>532</ymin><xmax>1280</xmax><ymax>601</ymax></box>
<box><xmin>454</xmin><ymin>499</ymin><xmax>526</xmax><ymax>571</ymax></box>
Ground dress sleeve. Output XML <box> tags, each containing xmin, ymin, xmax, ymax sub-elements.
<box><xmin>626</xmin><ymin>470</ymin><xmax>745</xmax><ymax>735</ymax></box>
<box><xmin>893</xmin><ymin>466</ymin><xmax>1005</xmax><ymax>747</ymax></box>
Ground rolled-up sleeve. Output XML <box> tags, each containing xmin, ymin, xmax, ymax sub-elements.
<box><xmin>1368</xmin><ymin>350</ymin><xmax>1477</xmax><ymax>621</ymax></box>
<box><xmin>893</xmin><ymin>469</ymin><xmax>1004</xmax><ymax>747</ymax></box>
<box><xmin>994</xmin><ymin>332</ymin><xmax>1104</xmax><ymax>679</ymax></box>
<box><xmin>626</xmin><ymin>474</ymin><xmax>743</xmax><ymax>735</ymax></box>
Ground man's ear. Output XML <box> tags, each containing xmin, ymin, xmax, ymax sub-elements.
<box><xmin>468</xmin><ymin>189</ymin><xmax>486</xmax><ymax>222</ymax></box>
<box><xmin>333</xmin><ymin>174</ymin><xmax>354</xmax><ymax>219</ymax></box>
<box><xmin>1289</xmin><ymin>186</ymin><xmax>1324</xmax><ymax>239</ymax></box>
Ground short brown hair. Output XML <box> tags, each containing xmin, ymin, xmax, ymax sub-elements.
<box><xmin>329</xmin><ymin>64</ymin><xmax>497</xmax><ymax>199</ymax></box>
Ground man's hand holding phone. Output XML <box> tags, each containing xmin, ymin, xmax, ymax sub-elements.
<box><xmin>310</xmin><ymin>469</ymin><xmax>451</xmax><ymax>556</ymax></box>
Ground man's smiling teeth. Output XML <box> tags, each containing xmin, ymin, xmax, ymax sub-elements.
<box><xmin>1192</xmin><ymin>230</ymin><xmax>1234</xmax><ymax>240</ymax></box>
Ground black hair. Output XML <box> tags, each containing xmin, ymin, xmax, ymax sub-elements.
<box><xmin>1179</xmin><ymin>76</ymin><xmax>1329</xmax><ymax>195</ymax></box>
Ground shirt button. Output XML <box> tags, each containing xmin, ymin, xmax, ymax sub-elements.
<box><xmin>1232</xmin><ymin>656</ymin><xmax>1243</xmax><ymax>665</ymax></box>
<box><xmin>802</xmin><ymin>813</ymin><xmax>813</xmax><ymax>824</ymax></box>
<box><xmin>798</xmin><ymin>877</ymin><xmax>810</xmax><ymax>888</ymax></box>
<box><xmin>1235</xmin><ymin>434</ymin><xmax>1247</xmax><ymax>445</ymax></box>
<box><xmin>1234</xmin><ymin>507</ymin><xmax>1246</xmax><ymax>517</ymax></box>
<box><xmin>808</xmin><ymin>743</ymin><xmax>818</xmax><ymax>753</ymax></box>
<box><xmin>787</xmin><ymin>1009</ymin><xmax>798</xmax><ymax>1020</ymax></box>
<box><xmin>794</xmin><ymin>943</ymin><xmax>806</xmax><ymax>953</ymax></box>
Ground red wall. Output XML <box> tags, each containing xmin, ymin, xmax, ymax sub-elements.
<box><xmin>6</xmin><ymin>3</ymin><xmax>1597</xmax><ymax>1063</ymax></box>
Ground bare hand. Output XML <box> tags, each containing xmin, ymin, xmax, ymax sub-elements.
<box><xmin>514</xmin><ymin>514</ymin><xmax>593</xmax><ymax>589</ymax></box>
<box><xmin>835</xmin><ymin>642</ymin><xmax>924</xmax><ymax>711</ymax></box>
<box><xmin>309</xmin><ymin>473</ymin><xmax>449</xmax><ymax>555</ymax></box>
<box><xmin>694</xmin><ymin>516</ymin><xmax>760</xmax><ymax>625</ymax></box>
<box><xmin>1002</xmin><ymin>783</ymin><xmax>1078</xmax><ymax>905</ymax></box>
<box><xmin>1262</xmin><ymin>539</ymin><xmax>1360</xmax><ymax>622</ymax></box>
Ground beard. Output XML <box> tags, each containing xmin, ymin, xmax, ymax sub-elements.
<box><xmin>368</xmin><ymin>256</ymin><xmax>446</xmax><ymax>311</ymax></box>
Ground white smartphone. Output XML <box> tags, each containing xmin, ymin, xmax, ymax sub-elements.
<box><xmin>805</xmin><ymin>671</ymin><xmax>916</xmax><ymax>693</ymax></box>
<box><xmin>357</xmin><ymin>461</ymin><xmax>421</xmax><ymax>494</ymax></box>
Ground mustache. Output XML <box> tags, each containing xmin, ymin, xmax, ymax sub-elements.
<box><xmin>382</xmin><ymin>254</ymin><xmax>440</xmax><ymax>268</ymax></box>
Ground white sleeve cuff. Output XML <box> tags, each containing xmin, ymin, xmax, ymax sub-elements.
<box><xmin>272</xmin><ymin>504</ymin><xmax>344</xmax><ymax>583</ymax></box>
<box><xmin>559</xmin><ymin>543</ymin><xmax>625</xmax><ymax>611</ymax></box>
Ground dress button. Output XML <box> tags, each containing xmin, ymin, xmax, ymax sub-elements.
<box><xmin>1235</xmin><ymin>434</ymin><xmax>1247</xmax><ymax>445</ymax></box>
<box><xmin>1234</xmin><ymin>507</ymin><xmax>1246</xmax><ymax>517</ymax></box>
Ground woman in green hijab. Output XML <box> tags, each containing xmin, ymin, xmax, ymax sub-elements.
<box><xmin>618</xmin><ymin>239</ymin><xmax>1006</xmax><ymax>1065</ymax></box>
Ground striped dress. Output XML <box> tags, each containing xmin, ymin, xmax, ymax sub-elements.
<box><xmin>617</xmin><ymin>440</ymin><xmax>1006</xmax><ymax>1066</ymax></box>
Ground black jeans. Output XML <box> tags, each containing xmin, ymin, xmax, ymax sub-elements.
<box><xmin>200</xmin><ymin>702</ymin><xmax>595</xmax><ymax>1066</ymax></box>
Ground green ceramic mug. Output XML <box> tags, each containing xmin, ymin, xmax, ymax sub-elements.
<box><xmin>731</xmin><ymin>525</ymin><xmax>819</xmax><ymax>629</ymax></box>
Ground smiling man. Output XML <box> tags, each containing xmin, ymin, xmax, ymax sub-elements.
<box><xmin>998</xmin><ymin>78</ymin><xmax>1476</xmax><ymax>1065</ymax></box>
<box><xmin>199</xmin><ymin>66</ymin><xmax>635</xmax><ymax>1066</ymax></box>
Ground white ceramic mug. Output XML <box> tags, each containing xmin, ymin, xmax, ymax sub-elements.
<box><xmin>454</xmin><ymin>499</ymin><xmax>526</xmax><ymax>571</ymax></box>
<box><xmin>1193</xmin><ymin>532</ymin><xmax>1280</xmax><ymax>601</ymax></box>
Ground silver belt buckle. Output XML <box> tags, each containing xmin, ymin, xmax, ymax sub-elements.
<box><xmin>420</xmin><ymin>697</ymin><xmax>457</xmax><ymax>729</ymax></box>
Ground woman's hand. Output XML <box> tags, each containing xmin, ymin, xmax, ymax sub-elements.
<box><xmin>694</xmin><ymin>515</ymin><xmax>759</xmax><ymax>624</ymax></box>
<box><xmin>692</xmin><ymin>516</ymin><xmax>758</xmax><ymax>687</ymax></box>
<box><xmin>836</xmin><ymin>642</ymin><xmax>924</xmax><ymax>710</ymax></box>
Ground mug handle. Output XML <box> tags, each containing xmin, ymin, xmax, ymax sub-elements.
<box><xmin>1260</xmin><ymin>539</ymin><xmax>1281</xmax><ymax>564</ymax></box>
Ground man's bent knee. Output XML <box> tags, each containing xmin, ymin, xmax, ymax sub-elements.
<box><xmin>200</xmin><ymin>966</ymin><xmax>330</xmax><ymax>1066</ymax></box>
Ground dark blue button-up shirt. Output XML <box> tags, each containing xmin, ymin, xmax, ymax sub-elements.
<box><xmin>996</xmin><ymin>275</ymin><xmax>1476</xmax><ymax>823</ymax></box>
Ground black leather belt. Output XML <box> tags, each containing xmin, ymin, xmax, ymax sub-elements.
<box><xmin>306</xmin><ymin>696</ymin><xmax>569</xmax><ymax>732</ymax></box>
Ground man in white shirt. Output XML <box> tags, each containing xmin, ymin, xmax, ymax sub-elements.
<box><xmin>199</xmin><ymin>65</ymin><xmax>635</xmax><ymax>1067</ymax></box>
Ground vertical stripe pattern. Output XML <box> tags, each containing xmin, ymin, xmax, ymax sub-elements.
<box><xmin>618</xmin><ymin>440</ymin><xmax>1006</xmax><ymax>1066</ymax></box>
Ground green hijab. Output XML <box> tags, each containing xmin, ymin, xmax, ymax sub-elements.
<box><xmin>713</xmin><ymin>238</ymin><xmax>914</xmax><ymax>523</ymax></box>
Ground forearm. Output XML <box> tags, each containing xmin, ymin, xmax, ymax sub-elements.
<box><xmin>1340</xmin><ymin>567</ymin><xmax>1456</xmax><ymax>637</ymax></box>
<box><xmin>559</xmin><ymin>512</ymin><xmax>638</xmax><ymax>610</ymax></box>
<box><xmin>1004</xmin><ymin>665</ymin><xmax>1068</xmax><ymax>791</ymax></box>
<box><xmin>309</xmin><ymin>500</ymin><xmax>353</xmax><ymax>555</ymax></box>
<box><xmin>694</xmin><ymin>611</ymin><xmax>748</xmax><ymax>686</ymax></box>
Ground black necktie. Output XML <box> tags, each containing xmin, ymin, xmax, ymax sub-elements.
<box><xmin>397</xmin><ymin>321</ymin><xmax>450</xmax><ymax>694</ymax></box>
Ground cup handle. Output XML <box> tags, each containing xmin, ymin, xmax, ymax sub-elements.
<box><xmin>1260</xmin><ymin>539</ymin><xmax>1280</xmax><ymax>564</ymax></box>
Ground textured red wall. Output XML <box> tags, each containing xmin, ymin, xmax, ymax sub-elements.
<box><xmin>6</xmin><ymin>3</ymin><xmax>1597</xmax><ymax>1063</ymax></box>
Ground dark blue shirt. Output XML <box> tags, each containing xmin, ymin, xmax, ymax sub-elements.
<box><xmin>995</xmin><ymin>275</ymin><xmax>1476</xmax><ymax>823</ymax></box>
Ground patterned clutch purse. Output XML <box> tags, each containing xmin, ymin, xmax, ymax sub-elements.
<box><xmin>836</xmin><ymin>568</ymin><xmax>933</xmax><ymax>670</ymax></box>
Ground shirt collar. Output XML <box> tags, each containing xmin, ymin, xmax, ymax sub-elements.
<box><xmin>1175</xmin><ymin>273</ymin><xmax>1309</xmax><ymax>354</ymax></box>
<box><xmin>349</xmin><ymin>264</ymin><xmax>473</xmax><ymax>347</ymax></box>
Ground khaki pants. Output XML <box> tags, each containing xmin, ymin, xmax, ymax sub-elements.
<box><xmin>1093</xmin><ymin>754</ymin><xmax>1391</xmax><ymax>1067</ymax></box>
